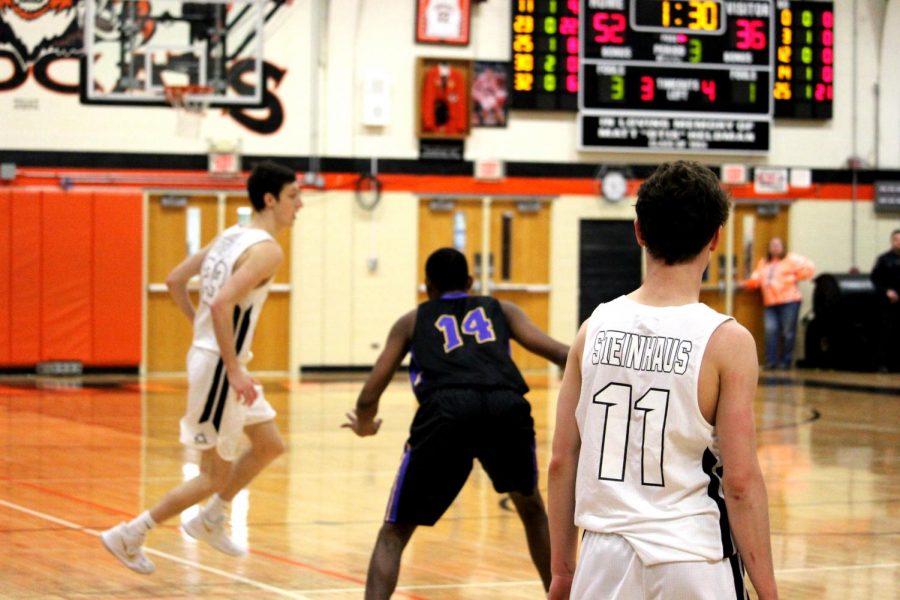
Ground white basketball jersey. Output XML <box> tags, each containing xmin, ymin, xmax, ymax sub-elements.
<box><xmin>425</xmin><ymin>0</ymin><xmax>462</xmax><ymax>38</ymax></box>
<box><xmin>192</xmin><ymin>225</ymin><xmax>274</xmax><ymax>361</ymax></box>
<box><xmin>575</xmin><ymin>295</ymin><xmax>735</xmax><ymax>565</ymax></box>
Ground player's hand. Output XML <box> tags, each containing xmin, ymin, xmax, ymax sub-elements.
<box><xmin>227</xmin><ymin>366</ymin><xmax>259</xmax><ymax>406</ymax></box>
<box><xmin>887</xmin><ymin>289</ymin><xmax>899</xmax><ymax>303</ymax></box>
<box><xmin>341</xmin><ymin>409</ymin><xmax>382</xmax><ymax>437</ymax></box>
<box><xmin>548</xmin><ymin>574</ymin><xmax>573</xmax><ymax>600</ymax></box>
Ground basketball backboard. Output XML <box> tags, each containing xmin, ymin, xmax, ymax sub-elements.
<box><xmin>80</xmin><ymin>0</ymin><xmax>266</xmax><ymax>108</ymax></box>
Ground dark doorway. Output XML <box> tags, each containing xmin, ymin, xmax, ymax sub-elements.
<box><xmin>579</xmin><ymin>220</ymin><xmax>642</xmax><ymax>324</ymax></box>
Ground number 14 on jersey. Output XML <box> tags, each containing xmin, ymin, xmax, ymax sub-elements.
<box><xmin>435</xmin><ymin>307</ymin><xmax>497</xmax><ymax>352</ymax></box>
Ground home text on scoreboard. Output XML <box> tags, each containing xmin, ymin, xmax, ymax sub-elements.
<box><xmin>579</xmin><ymin>0</ymin><xmax>774</xmax><ymax>153</ymax></box>
<box><xmin>773</xmin><ymin>0</ymin><xmax>833</xmax><ymax>119</ymax></box>
<box><xmin>511</xmin><ymin>0</ymin><xmax>580</xmax><ymax>111</ymax></box>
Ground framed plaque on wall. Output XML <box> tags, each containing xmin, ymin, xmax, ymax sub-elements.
<box><xmin>416</xmin><ymin>57</ymin><xmax>473</xmax><ymax>139</ymax></box>
<box><xmin>415</xmin><ymin>0</ymin><xmax>471</xmax><ymax>46</ymax></box>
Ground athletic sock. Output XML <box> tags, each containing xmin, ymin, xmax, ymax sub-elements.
<box><xmin>203</xmin><ymin>494</ymin><xmax>230</xmax><ymax>522</ymax></box>
<box><xmin>127</xmin><ymin>511</ymin><xmax>157</xmax><ymax>535</ymax></box>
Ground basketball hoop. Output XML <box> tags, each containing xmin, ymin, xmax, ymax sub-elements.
<box><xmin>164</xmin><ymin>84</ymin><xmax>212</xmax><ymax>139</ymax></box>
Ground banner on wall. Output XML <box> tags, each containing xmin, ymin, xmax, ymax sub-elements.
<box><xmin>874</xmin><ymin>181</ymin><xmax>900</xmax><ymax>213</ymax></box>
<box><xmin>471</xmin><ymin>61</ymin><xmax>510</xmax><ymax>128</ymax></box>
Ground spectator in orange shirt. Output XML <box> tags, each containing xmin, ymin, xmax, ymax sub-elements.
<box><xmin>744</xmin><ymin>237</ymin><xmax>815</xmax><ymax>370</ymax></box>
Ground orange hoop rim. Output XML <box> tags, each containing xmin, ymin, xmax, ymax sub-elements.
<box><xmin>163</xmin><ymin>84</ymin><xmax>214</xmax><ymax>111</ymax></box>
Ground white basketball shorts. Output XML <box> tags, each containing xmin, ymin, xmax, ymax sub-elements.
<box><xmin>179</xmin><ymin>346</ymin><xmax>277</xmax><ymax>461</ymax></box>
<box><xmin>571</xmin><ymin>531</ymin><xmax>749</xmax><ymax>600</ymax></box>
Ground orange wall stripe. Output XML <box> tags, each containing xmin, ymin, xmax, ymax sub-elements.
<box><xmin>7</xmin><ymin>167</ymin><xmax>877</xmax><ymax>201</ymax></box>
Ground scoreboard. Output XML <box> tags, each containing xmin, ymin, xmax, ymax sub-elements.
<box><xmin>773</xmin><ymin>0</ymin><xmax>834</xmax><ymax>118</ymax></box>
<box><xmin>578</xmin><ymin>0</ymin><xmax>774</xmax><ymax>153</ymax></box>
<box><xmin>511</xmin><ymin>0</ymin><xmax>580</xmax><ymax>111</ymax></box>
<box><xmin>509</xmin><ymin>1</ymin><xmax>836</xmax><ymax>152</ymax></box>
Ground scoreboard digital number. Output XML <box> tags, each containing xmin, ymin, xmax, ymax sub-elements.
<box><xmin>511</xmin><ymin>0</ymin><xmax>580</xmax><ymax>111</ymax></box>
<box><xmin>773</xmin><ymin>0</ymin><xmax>833</xmax><ymax>119</ymax></box>
<box><xmin>586</xmin><ymin>65</ymin><xmax>768</xmax><ymax>114</ymax></box>
<box><xmin>579</xmin><ymin>0</ymin><xmax>773</xmax><ymax>153</ymax></box>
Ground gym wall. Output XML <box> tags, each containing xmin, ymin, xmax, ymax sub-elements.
<box><xmin>0</xmin><ymin>190</ymin><xmax>142</xmax><ymax>368</ymax></box>
<box><xmin>2</xmin><ymin>1</ymin><xmax>899</xmax><ymax>371</ymax></box>
<box><xmin>1</xmin><ymin>0</ymin><xmax>898</xmax><ymax>167</ymax></box>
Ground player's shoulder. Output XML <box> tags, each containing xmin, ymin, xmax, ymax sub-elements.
<box><xmin>494</xmin><ymin>297</ymin><xmax>524</xmax><ymax>319</ymax></box>
<box><xmin>392</xmin><ymin>308</ymin><xmax>418</xmax><ymax>337</ymax></box>
<box><xmin>708</xmin><ymin>319</ymin><xmax>756</xmax><ymax>359</ymax></box>
<box><xmin>231</xmin><ymin>238</ymin><xmax>283</xmax><ymax>279</ymax></box>
<box><xmin>248</xmin><ymin>237</ymin><xmax>284</xmax><ymax>262</ymax></box>
<box><xmin>398</xmin><ymin>307</ymin><xmax>418</xmax><ymax>324</ymax></box>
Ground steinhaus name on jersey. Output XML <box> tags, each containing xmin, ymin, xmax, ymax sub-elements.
<box><xmin>589</xmin><ymin>329</ymin><xmax>692</xmax><ymax>375</ymax></box>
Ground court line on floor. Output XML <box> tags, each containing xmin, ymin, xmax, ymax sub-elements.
<box><xmin>0</xmin><ymin>474</ymin><xmax>132</xmax><ymax>517</ymax></box>
<box><xmin>0</xmin><ymin>498</ymin><xmax>312</xmax><ymax>599</ymax></box>
<box><xmin>5</xmin><ymin>497</ymin><xmax>896</xmax><ymax>596</ymax></box>
<box><xmin>776</xmin><ymin>562</ymin><xmax>900</xmax><ymax>574</ymax></box>
<box><xmin>293</xmin><ymin>563</ymin><xmax>900</xmax><ymax>595</ymax></box>
<box><xmin>396</xmin><ymin>579</ymin><xmax>545</xmax><ymax>591</ymax></box>
<box><xmin>0</xmin><ymin>481</ymin><xmax>427</xmax><ymax>600</ymax></box>
<box><xmin>289</xmin><ymin>579</ymin><xmax>544</xmax><ymax>595</ymax></box>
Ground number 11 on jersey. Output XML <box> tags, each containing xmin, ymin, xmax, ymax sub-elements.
<box><xmin>592</xmin><ymin>382</ymin><xmax>670</xmax><ymax>486</ymax></box>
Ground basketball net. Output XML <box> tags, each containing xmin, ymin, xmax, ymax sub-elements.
<box><xmin>164</xmin><ymin>84</ymin><xmax>212</xmax><ymax>139</ymax></box>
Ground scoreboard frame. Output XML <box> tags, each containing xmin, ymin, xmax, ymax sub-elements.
<box><xmin>578</xmin><ymin>0</ymin><xmax>774</xmax><ymax>154</ymax></box>
<box><xmin>510</xmin><ymin>0</ymin><xmax>581</xmax><ymax>112</ymax></box>
<box><xmin>773</xmin><ymin>0</ymin><xmax>834</xmax><ymax>119</ymax></box>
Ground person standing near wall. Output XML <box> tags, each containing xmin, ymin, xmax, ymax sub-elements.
<box><xmin>101</xmin><ymin>161</ymin><xmax>302</xmax><ymax>574</ymax></box>
<box><xmin>871</xmin><ymin>229</ymin><xmax>900</xmax><ymax>372</ymax></box>
<box><xmin>343</xmin><ymin>247</ymin><xmax>568</xmax><ymax>600</ymax></box>
<box><xmin>743</xmin><ymin>237</ymin><xmax>815</xmax><ymax>370</ymax></box>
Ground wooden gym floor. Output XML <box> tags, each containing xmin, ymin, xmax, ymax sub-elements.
<box><xmin>0</xmin><ymin>369</ymin><xmax>897</xmax><ymax>599</ymax></box>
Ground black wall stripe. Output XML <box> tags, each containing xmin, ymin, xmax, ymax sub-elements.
<box><xmin>703</xmin><ymin>448</ymin><xmax>735</xmax><ymax>557</ymax></box>
<box><xmin>6</xmin><ymin>149</ymin><xmax>900</xmax><ymax>184</ymax></box>
<box><xmin>211</xmin><ymin>306</ymin><xmax>254</xmax><ymax>432</ymax></box>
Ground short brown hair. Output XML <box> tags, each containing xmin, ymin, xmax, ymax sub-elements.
<box><xmin>635</xmin><ymin>161</ymin><xmax>730</xmax><ymax>264</ymax></box>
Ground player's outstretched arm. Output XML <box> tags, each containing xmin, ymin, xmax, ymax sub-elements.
<box><xmin>165</xmin><ymin>244</ymin><xmax>212</xmax><ymax>322</ymax></box>
<box><xmin>499</xmin><ymin>300</ymin><xmax>569</xmax><ymax>368</ymax></box>
<box><xmin>209</xmin><ymin>241</ymin><xmax>283</xmax><ymax>406</ymax></box>
<box><xmin>711</xmin><ymin>321</ymin><xmax>779</xmax><ymax>600</ymax></box>
<box><xmin>547</xmin><ymin>322</ymin><xmax>586</xmax><ymax>600</ymax></box>
<box><xmin>343</xmin><ymin>310</ymin><xmax>416</xmax><ymax>437</ymax></box>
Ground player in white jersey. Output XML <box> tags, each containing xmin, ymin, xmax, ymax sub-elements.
<box><xmin>101</xmin><ymin>161</ymin><xmax>302</xmax><ymax>574</ymax></box>
<box><xmin>548</xmin><ymin>161</ymin><xmax>778</xmax><ymax>600</ymax></box>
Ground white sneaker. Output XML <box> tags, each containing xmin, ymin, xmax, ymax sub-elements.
<box><xmin>182</xmin><ymin>513</ymin><xmax>247</xmax><ymax>557</ymax></box>
<box><xmin>100</xmin><ymin>522</ymin><xmax>156</xmax><ymax>574</ymax></box>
